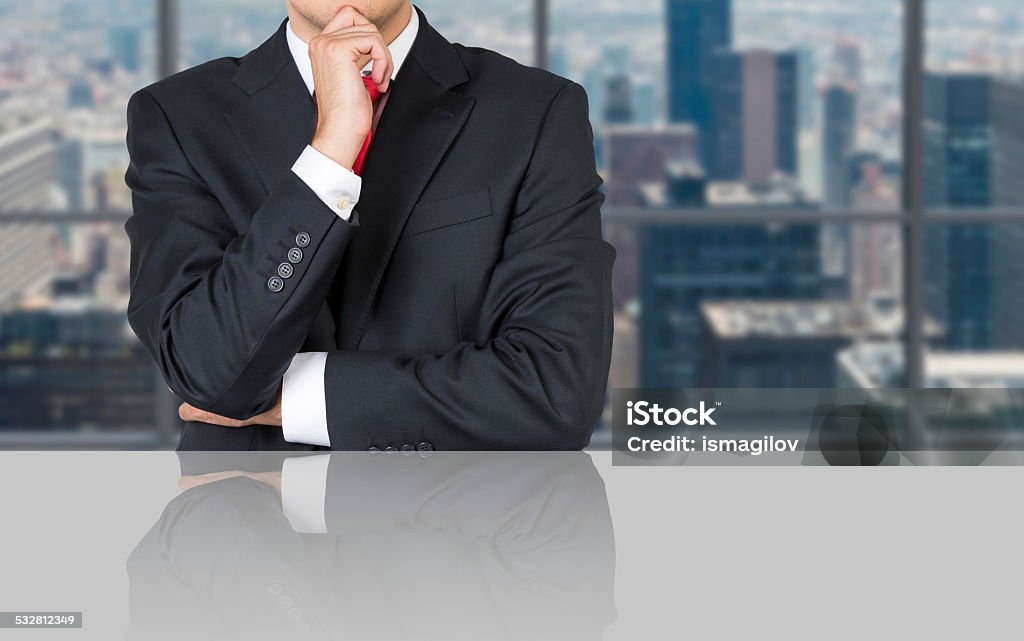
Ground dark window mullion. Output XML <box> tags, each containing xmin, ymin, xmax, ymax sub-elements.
<box><xmin>902</xmin><ymin>0</ymin><xmax>926</xmax><ymax>389</ymax></box>
<box><xmin>158</xmin><ymin>0</ymin><xmax>179</xmax><ymax>80</ymax></box>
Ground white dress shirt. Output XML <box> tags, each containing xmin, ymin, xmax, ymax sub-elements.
<box><xmin>281</xmin><ymin>454</ymin><xmax>331</xmax><ymax>532</ymax></box>
<box><xmin>282</xmin><ymin>8</ymin><xmax>420</xmax><ymax>447</ymax></box>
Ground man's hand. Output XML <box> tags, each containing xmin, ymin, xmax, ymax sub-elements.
<box><xmin>308</xmin><ymin>6</ymin><xmax>393</xmax><ymax>170</ymax></box>
<box><xmin>178</xmin><ymin>470</ymin><xmax>282</xmax><ymax>499</ymax></box>
<box><xmin>179</xmin><ymin>386</ymin><xmax>282</xmax><ymax>427</ymax></box>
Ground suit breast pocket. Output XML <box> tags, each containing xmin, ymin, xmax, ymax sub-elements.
<box><xmin>401</xmin><ymin>186</ymin><xmax>493</xmax><ymax>238</ymax></box>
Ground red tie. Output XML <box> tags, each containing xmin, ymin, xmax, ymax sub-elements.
<box><xmin>352</xmin><ymin>75</ymin><xmax>383</xmax><ymax>176</ymax></box>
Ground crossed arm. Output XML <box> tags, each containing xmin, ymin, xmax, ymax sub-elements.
<box><xmin>125</xmin><ymin>81</ymin><xmax>614</xmax><ymax>450</ymax></box>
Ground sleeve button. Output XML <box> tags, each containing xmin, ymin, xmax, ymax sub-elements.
<box><xmin>277</xmin><ymin>263</ymin><xmax>294</xmax><ymax>279</ymax></box>
<box><xmin>287</xmin><ymin>247</ymin><xmax>303</xmax><ymax>264</ymax></box>
<box><xmin>295</xmin><ymin>232</ymin><xmax>310</xmax><ymax>248</ymax></box>
<box><xmin>267</xmin><ymin>276</ymin><xmax>284</xmax><ymax>292</ymax></box>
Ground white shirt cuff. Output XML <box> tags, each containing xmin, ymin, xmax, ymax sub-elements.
<box><xmin>281</xmin><ymin>351</ymin><xmax>331</xmax><ymax>447</ymax></box>
<box><xmin>291</xmin><ymin>145</ymin><xmax>361</xmax><ymax>221</ymax></box>
<box><xmin>281</xmin><ymin>454</ymin><xmax>330</xmax><ymax>534</ymax></box>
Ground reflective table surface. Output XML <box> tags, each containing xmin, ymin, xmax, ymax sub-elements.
<box><xmin>0</xmin><ymin>452</ymin><xmax>1021</xmax><ymax>639</ymax></box>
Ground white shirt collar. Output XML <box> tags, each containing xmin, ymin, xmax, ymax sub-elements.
<box><xmin>286</xmin><ymin>6</ymin><xmax>420</xmax><ymax>95</ymax></box>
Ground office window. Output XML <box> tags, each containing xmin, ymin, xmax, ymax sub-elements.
<box><xmin>550</xmin><ymin>0</ymin><xmax>911</xmax><ymax>395</ymax></box>
<box><xmin>0</xmin><ymin>1</ymin><xmax>160</xmax><ymax>446</ymax></box>
<box><xmin>0</xmin><ymin>1</ymin><xmax>155</xmax><ymax>213</ymax></box>
<box><xmin>552</xmin><ymin>0</ymin><xmax>903</xmax><ymax>207</ymax></box>
<box><xmin>179</xmin><ymin>1</ymin><xmax>286</xmax><ymax>66</ymax></box>
<box><xmin>916</xmin><ymin>0</ymin><xmax>1024</xmax><ymax>382</ymax></box>
<box><xmin>606</xmin><ymin>220</ymin><xmax>905</xmax><ymax>391</ymax></box>
<box><xmin>1</xmin><ymin>0</ymin><xmax>1023</xmax><ymax>446</ymax></box>
<box><xmin>923</xmin><ymin>0</ymin><xmax>1024</xmax><ymax>215</ymax></box>
<box><xmin>923</xmin><ymin>221</ymin><xmax>1024</xmax><ymax>361</ymax></box>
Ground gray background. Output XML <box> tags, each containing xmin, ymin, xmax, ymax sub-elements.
<box><xmin>0</xmin><ymin>452</ymin><xmax>1020</xmax><ymax>639</ymax></box>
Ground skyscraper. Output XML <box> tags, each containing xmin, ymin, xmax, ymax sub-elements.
<box><xmin>833</xmin><ymin>37</ymin><xmax>862</xmax><ymax>87</ymax></box>
<box><xmin>603</xmin><ymin>125</ymin><xmax>699</xmax><ymax>207</ymax></box>
<box><xmin>0</xmin><ymin>118</ymin><xmax>61</xmax><ymax>210</ymax></box>
<box><xmin>109</xmin><ymin>25</ymin><xmax>141</xmax><ymax>73</ymax></box>
<box><xmin>991</xmin><ymin>77</ymin><xmax>1024</xmax><ymax>348</ymax></box>
<box><xmin>847</xmin><ymin>152</ymin><xmax>901</xmax><ymax>304</ymax></box>
<box><xmin>634</xmin><ymin>82</ymin><xmax>657</xmax><ymax>126</ymax></box>
<box><xmin>666</xmin><ymin>0</ymin><xmax>731</xmax><ymax>173</ymax></box>
<box><xmin>822</xmin><ymin>82</ymin><xmax>857</xmax><ymax>208</ymax></box>
<box><xmin>925</xmin><ymin>74</ymin><xmax>992</xmax><ymax>208</ymax></box>
<box><xmin>604</xmin><ymin>75</ymin><xmax>636</xmax><ymax>124</ymax></box>
<box><xmin>707</xmin><ymin>49</ymin><xmax>799</xmax><ymax>182</ymax></box>
<box><xmin>797</xmin><ymin>47</ymin><xmax>817</xmax><ymax>130</ymax></box>
<box><xmin>602</xmin><ymin>125</ymin><xmax>699</xmax><ymax>311</ymax></box>
<box><xmin>924</xmin><ymin>73</ymin><xmax>992</xmax><ymax>349</ymax></box>
<box><xmin>638</xmin><ymin>169</ymin><xmax>828</xmax><ymax>387</ymax></box>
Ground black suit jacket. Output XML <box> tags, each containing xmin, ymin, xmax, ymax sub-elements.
<box><xmin>124</xmin><ymin>6</ymin><xmax>614</xmax><ymax>451</ymax></box>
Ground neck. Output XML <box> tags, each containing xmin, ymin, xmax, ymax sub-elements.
<box><xmin>286</xmin><ymin>2</ymin><xmax>412</xmax><ymax>45</ymax></box>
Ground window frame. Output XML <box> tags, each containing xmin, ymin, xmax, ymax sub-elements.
<box><xmin>4</xmin><ymin>0</ymin><xmax>1021</xmax><ymax>445</ymax></box>
<box><xmin>9</xmin><ymin>0</ymin><xmax>1023</xmax><ymax>391</ymax></box>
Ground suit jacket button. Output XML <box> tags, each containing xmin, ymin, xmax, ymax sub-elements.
<box><xmin>367</xmin><ymin>446</ymin><xmax>380</xmax><ymax>453</ymax></box>
<box><xmin>267</xmin><ymin>276</ymin><xmax>284</xmax><ymax>292</ymax></box>
<box><xmin>277</xmin><ymin>594</ymin><xmax>294</xmax><ymax>608</ymax></box>
<box><xmin>277</xmin><ymin>263</ymin><xmax>294</xmax><ymax>279</ymax></box>
<box><xmin>400</xmin><ymin>443</ymin><xmax>416</xmax><ymax>456</ymax></box>
<box><xmin>417</xmin><ymin>441</ymin><xmax>434</xmax><ymax>457</ymax></box>
<box><xmin>384</xmin><ymin>446</ymin><xmax>398</xmax><ymax>454</ymax></box>
<box><xmin>267</xmin><ymin>583</ymin><xmax>284</xmax><ymax>596</ymax></box>
<box><xmin>287</xmin><ymin>247</ymin><xmax>303</xmax><ymax>263</ymax></box>
<box><xmin>295</xmin><ymin>232</ymin><xmax>310</xmax><ymax>248</ymax></box>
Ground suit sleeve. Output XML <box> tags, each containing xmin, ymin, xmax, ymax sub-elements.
<box><xmin>323</xmin><ymin>81</ymin><xmax>615</xmax><ymax>450</ymax></box>
<box><xmin>124</xmin><ymin>88</ymin><xmax>357</xmax><ymax>419</ymax></box>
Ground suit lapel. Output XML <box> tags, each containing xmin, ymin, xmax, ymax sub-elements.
<box><xmin>334</xmin><ymin>8</ymin><xmax>475</xmax><ymax>348</ymax></box>
<box><xmin>224</xmin><ymin>20</ymin><xmax>316</xmax><ymax>196</ymax></box>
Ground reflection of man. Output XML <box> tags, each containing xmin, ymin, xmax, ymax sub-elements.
<box><xmin>124</xmin><ymin>1</ymin><xmax>614</xmax><ymax>451</ymax></box>
<box><xmin>127</xmin><ymin>453</ymin><xmax>617</xmax><ymax>640</ymax></box>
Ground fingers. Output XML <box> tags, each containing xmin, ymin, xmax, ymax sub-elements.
<box><xmin>322</xmin><ymin>5</ymin><xmax>372</xmax><ymax>33</ymax></box>
<box><xmin>178</xmin><ymin>402</ymin><xmax>250</xmax><ymax>428</ymax></box>
<box><xmin>309</xmin><ymin>26</ymin><xmax>393</xmax><ymax>92</ymax></box>
<box><xmin>178</xmin><ymin>471</ymin><xmax>242</xmax><ymax>490</ymax></box>
<box><xmin>177</xmin><ymin>471</ymin><xmax>271</xmax><ymax>492</ymax></box>
<box><xmin>374</xmin><ymin>48</ymin><xmax>393</xmax><ymax>90</ymax></box>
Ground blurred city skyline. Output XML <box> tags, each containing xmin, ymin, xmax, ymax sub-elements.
<box><xmin>0</xmin><ymin>0</ymin><xmax>1022</xmax><ymax>443</ymax></box>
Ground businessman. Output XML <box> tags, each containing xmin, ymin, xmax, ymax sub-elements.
<box><xmin>124</xmin><ymin>1</ymin><xmax>614</xmax><ymax>451</ymax></box>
